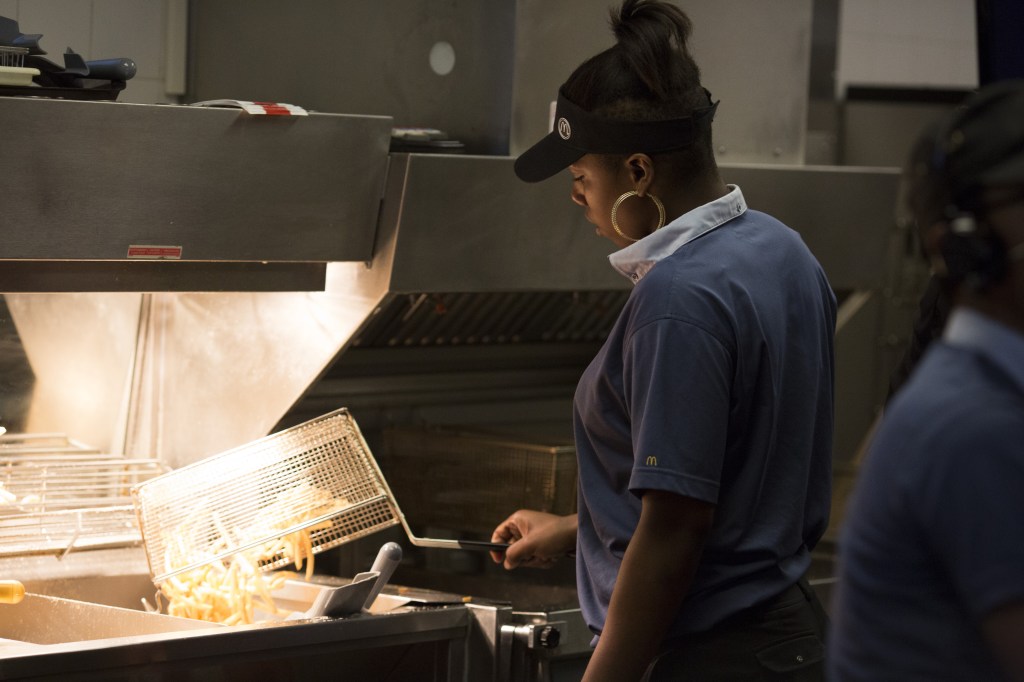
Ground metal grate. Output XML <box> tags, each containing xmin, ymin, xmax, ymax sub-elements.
<box><xmin>351</xmin><ymin>290</ymin><xmax>628</xmax><ymax>348</ymax></box>
<box><xmin>0</xmin><ymin>433</ymin><xmax>166</xmax><ymax>558</ymax></box>
<box><xmin>0</xmin><ymin>46</ymin><xmax>28</xmax><ymax>68</ymax></box>
<box><xmin>0</xmin><ymin>506</ymin><xmax>141</xmax><ymax>558</ymax></box>
<box><xmin>132</xmin><ymin>408</ymin><xmax>401</xmax><ymax>584</ymax></box>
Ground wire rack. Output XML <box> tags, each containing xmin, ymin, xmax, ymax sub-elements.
<box><xmin>0</xmin><ymin>433</ymin><xmax>167</xmax><ymax>558</ymax></box>
<box><xmin>132</xmin><ymin>408</ymin><xmax>402</xmax><ymax>584</ymax></box>
<box><xmin>0</xmin><ymin>46</ymin><xmax>28</xmax><ymax>68</ymax></box>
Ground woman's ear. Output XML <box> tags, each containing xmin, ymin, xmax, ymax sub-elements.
<box><xmin>626</xmin><ymin>154</ymin><xmax>655</xmax><ymax>193</ymax></box>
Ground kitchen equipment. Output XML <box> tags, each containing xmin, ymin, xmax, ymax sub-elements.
<box><xmin>82</xmin><ymin>57</ymin><xmax>136</xmax><ymax>81</ymax></box>
<box><xmin>380</xmin><ymin>426</ymin><xmax>576</xmax><ymax>536</ymax></box>
<box><xmin>0</xmin><ymin>583</ymin><xmax>470</xmax><ymax>681</ymax></box>
<box><xmin>0</xmin><ymin>45</ymin><xmax>27</xmax><ymax>67</ymax></box>
<box><xmin>132</xmin><ymin>408</ymin><xmax>504</xmax><ymax>586</ymax></box>
<box><xmin>0</xmin><ymin>46</ymin><xmax>38</xmax><ymax>87</ymax></box>
<box><xmin>288</xmin><ymin>540</ymin><xmax>402</xmax><ymax>619</ymax></box>
<box><xmin>0</xmin><ymin>433</ymin><xmax>166</xmax><ymax>559</ymax></box>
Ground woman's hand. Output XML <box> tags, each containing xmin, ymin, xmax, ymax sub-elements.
<box><xmin>490</xmin><ymin>510</ymin><xmax>578</xmax><ymax>569</ymax></box>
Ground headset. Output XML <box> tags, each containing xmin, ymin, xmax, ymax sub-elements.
<box><xmin>937</xmin><ymin>208</ymin><xmax>1008</xmax><ymax>292</ymax></box>
<box><xmin>929</xmin><ymin>123</ymin><xmax>1010</xmax><ymax>293</ymax></box>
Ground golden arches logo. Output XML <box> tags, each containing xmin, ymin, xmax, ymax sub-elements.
<box><xmin>645</xmin><ymin>456</ymin><xmax>658</xmax><ymax>466</ymax></box>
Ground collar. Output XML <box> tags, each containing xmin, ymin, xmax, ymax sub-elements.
<box><xmin>608</xmin><ymin>185</ymin><xmax>747</xmax><ymax>283</ymax></box>
<box><xmin>944</xmin><ymin>307</ymin><xmax>1024</xmax><ymax>394</ymax></box>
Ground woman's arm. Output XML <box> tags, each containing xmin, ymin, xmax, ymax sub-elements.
<box><xmin>582</xmin><ymin>490</ymin><xmax>714</xmax><ymax>682</ymax></box>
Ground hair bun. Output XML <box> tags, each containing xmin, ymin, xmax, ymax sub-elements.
<box><xmin>607</xmin><ymin>0</ymin><xmax>698</xmax><ymax>100</ymax></box>
<box><xmin>610</xmin><ymin>0</ymin><xmax>693</xmax><ymax>49</ymax></box>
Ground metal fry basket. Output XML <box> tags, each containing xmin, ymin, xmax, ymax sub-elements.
<box><xmin>132</xmin><ymin>408</ymin><xmax>401</xmax><ymax>583</ymax></box>
<box><xmin>132</xmin><ymin>408</ymin><xmax>498</xmax><ymax>585</ymax></box>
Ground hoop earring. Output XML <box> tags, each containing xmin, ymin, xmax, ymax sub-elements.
<box><xmin>610</xmin><ymin>190</ymin><xmax>666</xmax><ymax>242</ymax></box>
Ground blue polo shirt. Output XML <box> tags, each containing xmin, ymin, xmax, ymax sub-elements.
<box><xmin>573</xmin><ymin>186</ymin><xmax>836</xmax><ymax>641</ymax></box>
<box><xmin>829</xmin><ymin>308</ymin><xmax>1024</xmax><ymax>681</ymax></box>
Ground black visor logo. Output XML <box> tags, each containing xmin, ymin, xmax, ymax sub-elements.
<box><xmin>557</xmin><ymin>117</ymin><xmax>571</xmax><ymax>140</ymax></box>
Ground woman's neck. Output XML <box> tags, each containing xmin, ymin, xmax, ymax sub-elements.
<box><xmin>659</xmin><ymin>172</ymin><xmax>730</xmax><ymax>222</ymax></box>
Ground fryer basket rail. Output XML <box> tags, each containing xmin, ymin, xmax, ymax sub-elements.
<box><xmin>0</xmin><ymin>433</ymin><xmax>165</xmax><ymax>558</ymax></box>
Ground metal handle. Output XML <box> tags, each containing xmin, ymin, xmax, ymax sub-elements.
<box><xmin>362</xmin><ymin>541</ymin><xmax>402</xmax><ymax>610</ymax></box>
<box><xmin>457</xmin><ymin>539</ymin><xmax>508</xmax><ymax>552</ymax></box>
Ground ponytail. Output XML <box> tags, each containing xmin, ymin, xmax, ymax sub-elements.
<box><xmin>609</xmin><ymin>0</ymin><xmax>699</xmax><ymax>102</ymax></box>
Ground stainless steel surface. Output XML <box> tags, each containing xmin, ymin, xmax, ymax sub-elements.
<box><xmin>189</xmin><ymin>2</ymin><xmax>813</xmax><ymax>166</ymax></box>
<box><xmin>500</xmin><ymin>608</ymin><xmax>593</xmax><ymax>682</ymax></box>
<box><xmin>378</xmin><ymin>155</ymin><xmax>901</xmax><ymax>294</ymax></box>
<box><xmin>1</xmin><ymin>263</ymin><xmax>393</xmax><ymax>469</ymax></box>
<box><xmin>715</xmin><ymin>163</ymin><xmax>902</xmax><ymax>290</ymax></box>
<box><xmin>188</xmin><ymin>0</ymin><xmax>516</xmax><ymax>155</ymax></box>
<box><xmin>511</xmin><ymin>0</ymin><xmax>814</xmax><ymax>165</ymax></box>
<box><xmin>0</xmin><ymin>95</ymin><xmax>392</xmax><ymax>285</ymax></box>
<box><xmin>125</xmin><ymin>290</ymin><xmax>391</xmax><ymax>467</ymax></box>
<box><xmin>3</xmin><ymin>293</ymin><xmax>141</xmax><ymax>452</ymax></box>
<box><xmin>0</xmin><ymin>261</ymin><xmax>328</xmax><ymax>293</ymax></box>
<box><xmin>0</xmin><ymin>593</ymin><xmax>220</xmax><ymax>644</ymax></box>
<box><xmin>0</xmin><ymin>583</ymin><xmax>472</xmax><ymax>682</ymax></box>
<box><xmin>382</xmin><ymin>154</ymin><xmax>630</xmax><ymax>293</ymax></box>
<box><xmin>380</xmin><ymin>426</ymin><xmax>576</xmax><ymax>536</ymax></box>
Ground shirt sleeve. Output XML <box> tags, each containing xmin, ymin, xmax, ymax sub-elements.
<box><xmin>623</xmin><ymin>316</ymin><xmax>733</xmax><ymax>504</ymax></box>
<box><xmin>916</xmin><ymin>410</ymin><xmax>1024</xmax><ymax>619</ymax></box>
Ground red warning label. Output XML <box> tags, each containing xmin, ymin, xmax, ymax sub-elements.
<box><xmin>127</xmin><ymin>245</ymin><xmax>183</xmax><ymax>260</ymax></box>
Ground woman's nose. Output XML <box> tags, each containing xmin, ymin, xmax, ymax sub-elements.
<box><xmin>570</xmin><ymin>187</ymin><xmax>586</xmax><ymax>207</ymax></box>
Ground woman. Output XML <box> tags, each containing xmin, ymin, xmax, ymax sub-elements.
<box><xmin>828</xmin><ymin>81</ymin><xmax>1024</xmax><ymax>682</ymax></box>
<box><xmin>491</xmin><ymin>2</ymin><xmax>835</xmax><ymax>680</ymax></box>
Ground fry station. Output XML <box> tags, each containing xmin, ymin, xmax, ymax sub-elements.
<box><xmin>0</xmin><ymin>2</ymin><xmax>950</xmax><ymax>681</ymax></box>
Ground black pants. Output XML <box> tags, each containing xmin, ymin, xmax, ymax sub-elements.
<box><xmin>642</xmin><ymin>579</ymin><xmax>829</xmax><ymax>681</ymax></box>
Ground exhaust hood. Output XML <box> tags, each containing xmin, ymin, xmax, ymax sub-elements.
<box><xmin>0</xmin><ymin>96</ymin><xmax>393</xmax><ymax>292</ymax></box>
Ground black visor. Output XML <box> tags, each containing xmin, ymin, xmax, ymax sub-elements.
<box><xmin>513</xmin><ymin>88</ymin><xmax>719</xmax><ymax>183</ymax></box>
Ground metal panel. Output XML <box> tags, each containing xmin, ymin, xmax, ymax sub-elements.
<box><xmin>721</xmin><ymin>164</ymin><xmax>901</xmax><ymax>290</ymax></box>
<box><xmin>384</xmin><ymin>154</ymin><xmax>627</xmax><ymax>293</ymax></box>
<box><xmin>187</xmin><ymin>0</ymin><xmax>516</xmax><ymax>155</ymax></box>
<box><xmin>4</xmin><ymin>293</ymin><xmax>141</xmax><ymax>454</ymax></box>
<box><xmin>0</xmin><ymin>262</ymin><xmax>326</xmax><ymax>293</ymax></box>
<box><xmin>0</xmin><ymin>96</ymin><xmax>391</xmax><ymax>263</ymax></box>
<box><xmin>381</xmin><ymin>155</ymin><xmax>900</xmax><ymax>294</ymax></box>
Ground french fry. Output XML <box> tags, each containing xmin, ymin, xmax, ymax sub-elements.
<box><xmin>157</xmin><ymin>484</ymin><xmax>348</xmax><ymax>625</ymax></box>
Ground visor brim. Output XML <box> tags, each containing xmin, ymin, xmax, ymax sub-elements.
<box><xmin>513</xmin><ymin>132</ymin><xmax>587</xmax><ymax>183</ymax></box>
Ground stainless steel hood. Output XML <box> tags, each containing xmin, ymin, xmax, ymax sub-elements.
<box><xmin>378</xmin><ymin>154</ymin><xmax>900</xmax><ymax>293</ymax></box>
<box><xmin>0</xmin><ymin>96</ymin><xmax>393</xmax><ymax>292</ymax></box>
